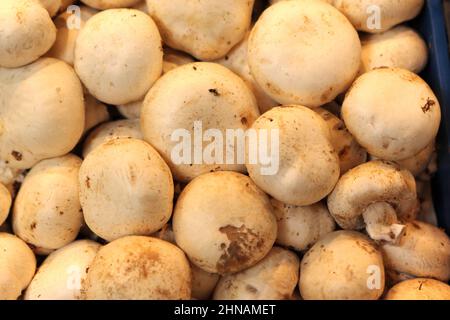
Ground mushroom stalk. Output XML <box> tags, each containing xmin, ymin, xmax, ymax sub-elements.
<box><xmin>362</xmin><ymin>202</ymin><xmax>405</xmax><ymax>244</ymax></box>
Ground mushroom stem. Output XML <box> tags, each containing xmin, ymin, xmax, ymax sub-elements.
<box><xmin>362</xmin><ymin>202</ymin><xmax>405</xmax><ymax>244</ymax></box>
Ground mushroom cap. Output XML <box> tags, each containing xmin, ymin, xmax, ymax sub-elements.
<box><xmin>74</xmin><ymin>9</ymin><xmax>163</xmax><ymax>105</ymax></box>
<box><xmin>272</xmin><ymin>199</ymin><xmax>336</xmax><ymax>252</ymax></box>
<box><xmin>0</xmin><ymin>183</ymin><xmax>11</xmax><ymax>226</ymax></box>
<box><xmin>39</xmin><ymin>0</ymin><xmax>75</xmax><ymax>17</ymax></box>
<box><xmin>213</xmin><ymin>247</ymin><xmax>299</xmax><ymax>300</ymax></box>
<box><xmin>146</xmin><ymin>0</ymin><xmax>254</xmax><ymax>60</ymax></box>
<box><xmin>117</xmin><ymin>100</ymin><xmax>142</xmax><ymax>120</ymax></box>
<box><xmin>191</xmin><ymin>264</ymin><xmax>220</xmax><ymax>300</ymax></box>
<box><xmin>315</xmin><ymin>107</ymin><xmax>367</xmax><ymax>174</ymax></box>
<box><xmin>162</xmin><ymin>47</ymin><xmax>195</xmax><ymax>74</ymax></box>
<box><xmin>381</xmin><ymin>221</ymin><xmax>450</xmax><ymax>282</ymax></box>
<box><xmin>246</xmin><ymin>106</ymin><xmax>340</xmax><ymax>206</ymax></box>
<box><xmin>12</xmin><ymin>154</ymin><xmax>83</xmax><ymax>251</ymax></box>
<box><xmin>141</xmin><ymin>62</ymin><xmax>260</xmax><ymax>182</ymax></box>
<box><xmin>299</xmin><ymin>230</ymin><xmax>385</xmax><ymax>300</ymax></box>
<box><xmin>80</xmin><ymin>0</ymin><xmax>141</xmax><ymax>10</ymax></box>
<box><xmin>360</xmin><ymin>25</ymin><xmax>428</xmax><ymax>74</ymax></box>
<box><xmin>82</xmin><ymin>119</ymin><xmax>142</xmax><ymax>157</ymax></box>
<box><xmin>248</xmin><ymin>0</ymin><xmax>361</xmax><ymax>107</ymax></box>
<box><xmin>0</xmin><ymin>0</ymin><xmax>56</xmax><ymax>68</ymax></box>
<box><xmin>342</xmin><ymin>68</ymin><xmax>441</xmax><ymax>161</ymax></box>
<box><xmin>84</xmin><ymin>236</ymin><xmax>191</xmax><ymax>299</ymax></box>
<box><xmin>173</xmin><ymin>171</ymin><xmax>277</xmax><ymax>274</ymax></box>
<box><xmin>385</xmin><ymin>278</ymin><xmax>450</xmax><ymax>300</ymax></box>
<box><xmin>79</xmin><ymin>138</ymin><xmax>174</xmax><ymax>242</ymax></box>
<box><xmin>0</xmin><ymin>233</ymin><xmax>36</xmax><ymax>292</ymax></box>
<box><xmin>83</xmin><ymin>94</ymin><xmax>110</xmax><ymax>135</ymax></box>
<box><xmin>330</xmin><ymin>0</ymin><xmax>424</xmax><ymax>33</ymax></box>
<box><xmin>0</xmin><ymin>268</ymin><xmax>22</xmax><ymax>300</ymax></box>
<box><xmin>24</xmin><ymin>240</ymin><xmax>101</xmax><ymax>300</ymax></box>
<box><xmin>328</xmin><ymin>160</ymin><xmax>417</xmax><ymax>230</ymax></box>
<box><xmin>0</xmin><ymin>58</ymin><xmax>85</xmax><ymax>170</ymax></box>
<box><xmin>393</xmin><ymin>142</ymin><xmax>435</xmax><ymax>177</ymax></box>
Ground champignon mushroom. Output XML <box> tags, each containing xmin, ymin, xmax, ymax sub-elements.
<box><xmin>116</xmin><ymin>100</ymin><xmax>142</xmax><ymax>120</ymax></box>
<box><xmin>0</xmin><ymin>183</ymin><xmax>11</xmax><ymax>226</ymax></box>
<box><xmin>141</xmin><ymin>62</ymin><xmax>260</xmax><ymax>182</ymax></box>
<box><xmin>385</xmin><ymin>278</ymin><xmax>450</xmax><ymax>300</ymax></box>
<box><xmin>272</xmin><ymin>199</ymin><xmax>335</xmax><ymax>252</ymax></box>
<box><xmin>0</xmin><ymin>0</ymin><xmax>56</xmax><ymax>68</ymax></box>
<box><xmin>0</xmin><ymin>233</ymin><xmax>36</xmax><ymax>300</ymax></box>
<box><xmin>246</xmin><ymin>106</ymin><xmax>340</xmax><ymax>206</ymax></box>
<box><xmin>248</xmin><ymin>0</ymin><xmax>361</xmax><ymax>107</ymax></box>
<box><xmin>80</xmin><ymin>0</ymin><xmax>142</xmax><ymax>10</ymax></box>
<box><xmin>83</xmin><ymin>94</ymin><xmax>110</xmax><ymax>135</ymax></box>
<box><xmin>173</xmin><ymin>171</ymin><xmax>277</xmax><ymax>274</ymax></box>
<box><xmin>82</xmin><ymin>119</ymin><xmax>142</xmax><ymax>157</ymax></box>
<box><xmin>342</xmin><ymin>68</ymin><xmax>441</xmax><ymax>161</ymax></box>
<box><xmin>24</xmin><ymin>240</ymin><xmax>101</xmax><ymax>300</ymax></box>
<box><xmin>381</xmin><ymin>220</ymin><xmax>450</xmax><ymax>282</ymax></box>
<box><xmin>191</xmin><ymin>264</ymin><xmax>220</xmax><ymax>300</ymax></box>
<box><xmin>146</xmin><ymin>0</ymin><xmax>254</xmax><ymax>60</ymax></box>
<box><xmin>327</xmin><ymin>160</ymin><xmax>418</xmax><ymax>243</ymax></box>
<box><xmin>213</xmin><ymin>247</ymin><xmax>299</xmax><ymax>300</ymax></box>
<box><xmin>12</xmin><ymin>154</ymin><xmax>84</xmax><ymax>253</ymax></box>
<box><xmin>79</xmin><ymin>138</ymin><xmax>174</xmax><ymax>242</ymax></box>
<box><xmin>0</xmin><ymin>58</ymin><xmax>85</xmax><ymax>170</ymax></box>
<box><xmin>39</xmin><ymin>0</ymin><xmax>75</xmax><ymax>17</ymax></box>
<box><xmin>84</xmin><ymin>236</ymin><xmax>191</xmax><ymax>299</ymax></box>
<box><xmin>74</xmin><ymin>9</ymin><xmax>163</xmax><ymax>105</ymax></box>
<box><xmin>299</xmin><ymin>230</ymin><xmax>385</xmax><ymax>300</ymax></box>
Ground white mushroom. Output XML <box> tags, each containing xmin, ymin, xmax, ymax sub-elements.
<box><xmin>0</xmin><ymin>183</ymin><xmax>12</xmax><ymax>226</ymax></box>
<box><xmin>385</xmin><ymin>278</ymin><xmax>450</xmax><ymax>300</ymax></box>
<box><xmin>83</xmin><ymin>94</ymin><xmax>110</xmax><ymax>135</ymax></box>
<box><xmin>116</xmin><ymin>100</ymin><xmax>142</xmax><ymax>120</ymax></box>
<box><xmin>191</xmin><ymin>265</ymin><xmax>220</xmax><ymax>300</ymax></box>
<box><xmin>80</xmin><ymin>0</ymin><xmax>142</xmax><ymax>10</ymax></box>
<box><xmin>39</xmin><ymin>0</ymin><xmax>75</xmax><ymax>17</ymax></box>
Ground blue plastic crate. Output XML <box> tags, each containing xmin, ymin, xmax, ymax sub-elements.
<box><xmin>414</xmin><ymin>0</ymin><xmax>450</xmax><ymax>233</ymax></box>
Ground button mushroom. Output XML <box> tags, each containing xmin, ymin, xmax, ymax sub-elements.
<box><xmin>328</xmin><ymin>160</ymin><xmax>418</xmax><ymax>243</ymax></box>
<box><xmin>39</xmin><ymin>0</ymin><xmax>75</xmax><ymax>17</ymax></box>
<box><xmin>83</xmin><ymin>94</ymin><xmax>110</xmax><ymax>135</ymax></box>
<box><xmin>299</xmin><ymin>230</ymin><xmax>385</xmax><ymax>300</ymax></box>
<box><xmin>173</xmin><ymin>171</ymin><xmax>277</xmax><ymax>274</ymax></box>
<box><xmin>80</xmin><ymin>0</ymin><xmax>142</xmax><ymax>10</ymax></box>
<box><xmin>191</xmin><ymin>264</ymin><xmax>220</xmax><ymax>300</ymax></box>
<box><xmin>84</xmin><ymin>236</ymin><xmax>191</xmax><ymax>300</ymax></box>
<box><xmin>0</xmin><ymin>183</ymin><xmax>11</xmax><ymax>226</ymax></box>
<box><xmin>385</xmin><ymin>278</ymin><xmax>450</xmax><ymax>300</ymax></box>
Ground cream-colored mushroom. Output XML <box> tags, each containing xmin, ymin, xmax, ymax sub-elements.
<box><xmin>0</xmin><ymin>183</ymin><xmax>11</xmax><ymax>226</ymax></box>
<box><xmin>12</xmin><ymin>154</ymin><xmax>83</xmax><ymax>252</ymax></box>
<box><xmin>328</xmin><ymin>161</ymin><xmax>418</xmax><ymax>243</ymax></box>
<box><xmin>83</xmin><ymin>94</ymin><xmax>110</xmax><ymax>135</ymax></box>
<box><xmin>24</xmin><ymin>240</ymin><xmax>101</xmax><ymax>300</ymax></box>
<box><xmin>191</xmin><ymin>264</ymin><xmax>220</xmax><ymax>300</ymax></box>
<box><xmin>0</xmin><ymin>58</ymin><xmax>85</xmax><ymax>170</ymax></box>
<box><xmin>342</xmin><ymin>68</ymin><xmax>441</xmax><ymax>161</ymax></box>
<box><xmin>213</xmin><ymin>247</ymin><xmax>299</xmax><ymax>300</ymax></box>
<box><xmin>79</xmin><ymin>138</ymin><xmax>174</xmax><ymax>242</ymax></box>
<box><xmin>141</xmin><ymin>62</ymin><xmax>260</xmax><ymax>182</ymax></box>
<box><xmin>39</xmin><ymin>0</ymin><xmax>75</xmax><ymax>17</ymax></box>
<box><xmin>82</xmin><ymin>119</ymin><xmax>142</xmax><ymax>157</ymax></box>
<box><xmin>84</xmin><ymin>236</ymin><xmax>191</xmax><ymax>299</ymax></box>
<box><xmin>173</xmin><ymin>171</ymin><xmax>277</xmax><ymax>274</ymax></box>
<box><xmin>381</xmin><ymin>221</ymin><xmax>450</xmax><ymax>282</ymax></box>
<box><xmin>299</xmin><ymin>230</ymin><xmax>385</xmax><ymax>300</ymax></box>
<box><xmin>248</xmin><ymin>0</ymin><xmax>361</xmax><ymax>107</ymax></box>
<box><xmin>0</xmin><ymin>233</ymin><xmax>36</xmax><ymax>300</ymax></box>
<box><xmin>246</xmin><ymin>106</ymin><xmax>340</xmax><ymax>206</ymax></box>
<box><xmin>272</xmin><ymin>199</ymin><xmax>335</xmax><ymax>252</ymax></box>
<box><xmin>0</xmin><ymin>0</ymin><xmax>56</xmax><ymax>68</ymax></box>
<box><xmin>116</xmin><ymin>100</ymin><xmax>142</xmax><ymax>120</ymax></box>
<box><xmin>385</xmin><ymin>278</ymin><xmax>450</xmax><ymax>300</ymax></box>
<box><xmin>74</xmin><ymin>9</ymin><xmax>163</xmax><ymax>105</ymax></box>
<box><xmin>80</xmin><ymin>0</ymin><xmax>142</xmax><ymax>10</ymax></box>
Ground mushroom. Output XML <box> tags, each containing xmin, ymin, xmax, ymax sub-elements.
<box><xmin>24</xmin><ymin>240</ymin><xmax>101</xmax><ymax>300</ymax></box>
<box><xmin>39</xmin><ymin>0</ymin><xmax>75</xmax><ymax>17</ymax></box>
<box><xmin>0</xmin><ymin>0</ymin><xmax>56</xmax><ymax>68</ymax></box>
<box><xmin>381</xmin><ymin>220</ymin><xmax>450</xmax><ymax>282</ymax></box>
<box><xmin>272</xmin><ymin>199</ymin><xmax>335</xmax><ymax>252</ymax></box>
<box><xmin>213</xmin><ymin>247</ymin><xmax>299</xmax><ymax>300</ymax></box>
<box><xmin>299</xmin><ymin>230</ymin><xmax>385</xmax><ymax>300</ymax></box>
<box><xmin>385</xmin><ymin>278</ymin><xmax>450</xmax><ymax>300</ymax></box>
<box><xmin>327</xmin><ymin>160</ymin><xmax>418</xmax><ymax>243</ymax></box>
<box><xmin>82</xmin><ymin>119</ymin><xmax>142</xmax><ymax>157</ymax></box>
<box><xmin>246</xmin><ymin>106</ymin><xmax>340</xmax><ymax>206</ymax></box>
<box><xmin>215</xmin><ymin>32</ymin><xmax>278</xmax><ymax>114</ymax></box>
<box><xmin>0</xmin><ymin>233</ymin><xmax>36</xmax><ymax>300</ymax></box>
<box><xmin>342</xmin><ymin>68</ymin><xmax>441</xmax><ymax>161</ymax></box>
<box><xmin>79</xmin><ymin>138</ymin><xmax>174</xmax><ymax>242</ymax></box>
<box><xmin>146</xmin><ymin>0</ymin><xmax>254</xmax><ymax>60</ymax></box>
<box><xmin>80</xmin><ymin>0</ymin><xmax>142</xmax><ymax>10</ymax></box>
<box><xmin>83</xmin><ymin>94</ymin><xmax>110</xmax><ymax>135</ymax></box>
<box><xmin>0</xmin><ymin>183</ymin><xmax>12</xmax><ymax>226</ymax></box>
<box><xmin>173</xmin><ymin>171</ymin><xmax>277</xmax><ymax>274</ymax></box>
<box><xmin>360</xmin><ymin>25</ymin><xmax>428</xmax><ymax>74</ymax></box>
<box><xmin>12</xmin><ymin>154</ymin><xmax>84</xmax><ymax>253</ymax></box>
<box><xmin>191</xmin><ymin>264</ymin><xmax>220</xmax><ymax>300</ymax></box>
<box><xmin>248</xmin><ymin>0</ymin><xmax>361</xmax><ymax>107</ymax></box>
<box><xmin>74</xmin><ymin>9</ymin><xmax>163</xmax><ymax>105</ymax></box>
<box><xmin>0</xmin><ymin>58</ymin><xmax>85</xmax><ymax>170</ymax></box>
<box><xmin>84</xmin><ymin>236</ymin><xmax>191</xmax><ymax>299</ymax></box>
<box><xmin>141</xmin><ymin>62</ymin><xmax>260</xmax><ymax>182</ymax></box>
<box><xmin>116</xmin><ymin>100</ymin><xmax>142</xmax><ymax>120</ymax></box>
<box><xmin>330</xmin><ymin>0</ymin><xmax>424</xmax><ymax>33</ymax></box>
<box><xmin>315</xmin><ymin>107</ymin><xmax>367</xmax><ymax>174</ymax></box>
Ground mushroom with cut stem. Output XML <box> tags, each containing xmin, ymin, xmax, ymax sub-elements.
<box><xmin>385</xmin><ymin>278</ymin><xmax>450</xmax><ymax>300</ymax></box>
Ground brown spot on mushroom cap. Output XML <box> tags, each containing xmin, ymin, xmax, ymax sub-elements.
<box><xmin>421</xmin><ymin>98</ymin><xmax>436</xmax><ymax>113</ymax></box>
<box><xmin>208</xmin><ymin>88</ymin><xmax>220</xmax><ymax>96</ymax></box>
<box><xmin>11</xmin><ymin>151</ymin><xmax>22</xmax><ymax>161</ymax></box>
<box><xmin>246</xmin><ymin>284</ymin><xmax>258</xmax><ymax>293</ymax></box>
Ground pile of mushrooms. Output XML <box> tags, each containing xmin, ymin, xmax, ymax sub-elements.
<box><xmin>0</xmin><ymin>0</ymin><xmax>449</xmax><ymax>300</ymax></box>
